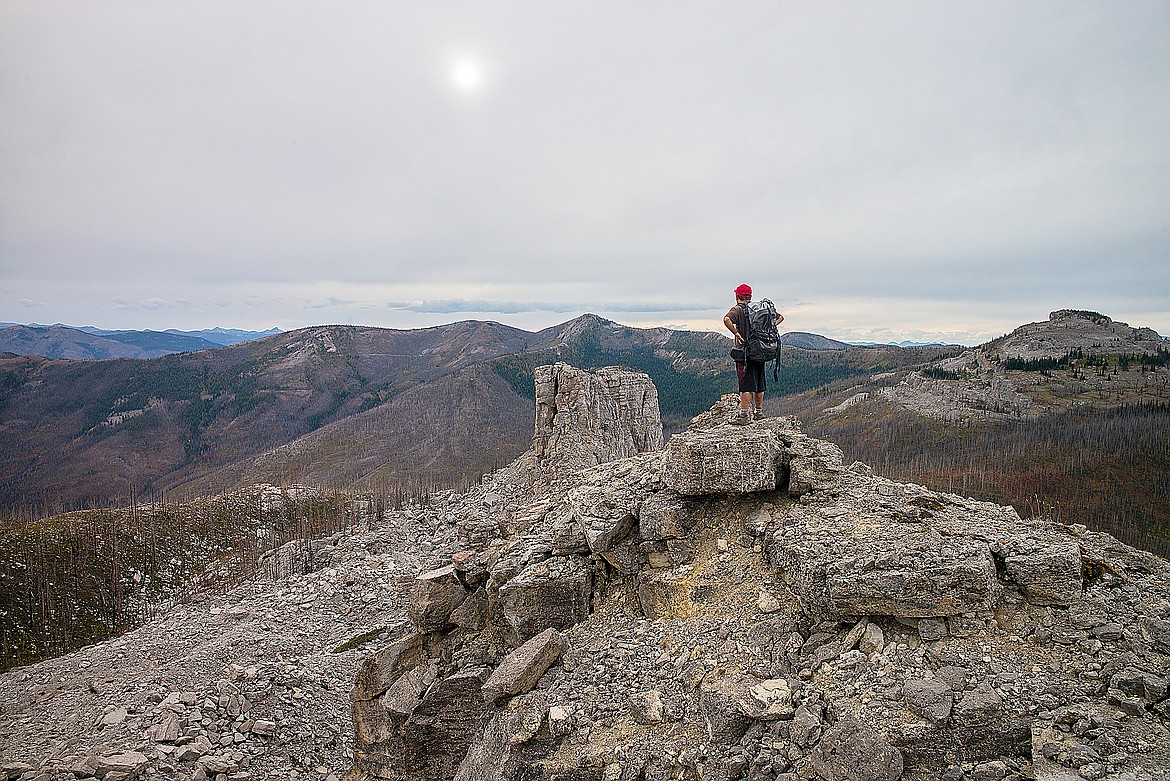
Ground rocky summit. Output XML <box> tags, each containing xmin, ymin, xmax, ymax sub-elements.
<box><xmin>2</xmin><ymin>363</ymin><xmax>1169</xmax><ymax>781</ymax></box>
<box><xmin>872</xmin><ymin>310</ymin><xmax>1170</xmax><ymax>423</ymax></box>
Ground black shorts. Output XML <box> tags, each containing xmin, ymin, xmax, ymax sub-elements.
<box><xmin>738</xmin><ymin>360</ymin><xmax>766</xmax><ymax>393</ymax></box>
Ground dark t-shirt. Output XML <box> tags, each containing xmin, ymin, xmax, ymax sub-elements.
<box><xmin>726</xmin><ymin>304</ymin><xmax>747</xmax><ymax>335</ymax></box>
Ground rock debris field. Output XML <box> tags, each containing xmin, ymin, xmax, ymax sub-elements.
<box><xmin>2</xmin><ymin>362</ymin><xmax>1169</xmax><ymax>781</ymax></box>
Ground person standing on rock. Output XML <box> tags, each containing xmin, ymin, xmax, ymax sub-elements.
<box><xmin>724</xmin><ymin>283</ymin><xmax>784</xmax><ymax>425</ymax></box>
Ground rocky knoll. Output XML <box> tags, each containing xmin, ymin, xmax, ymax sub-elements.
<box><xmin>988</xmin><ymin>311</ymin><xmax>1167</xmax><ymax>362</ymax></box>
<box><xmin>874</xmin><ymin>310</ymin><xmax>1169</xmax><ymax>422</ymax></box>
<box><xmin>347</xmin><ymin>375</ymin><xmax>1170</xmax><ymax>780</ymax></box>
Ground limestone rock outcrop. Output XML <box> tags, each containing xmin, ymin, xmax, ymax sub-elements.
<box><xmin>532</xmin><ymin>362</ymin><xmax>663</xmax><ymax>476</ymax></box>
<box><xmin>993</xmin><ymin>310</ymin><xmax>1168</xmax><ymax>361</ymax></box>
<box><xmin>345</xmin><ymin>367</ymin><xmax>1170</xmax><ymax>781</ymax></box>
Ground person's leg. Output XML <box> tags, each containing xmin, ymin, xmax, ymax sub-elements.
<box><xmin>753</xmin><ymin>391</ymin><xmax>765</xmax><ymax>418</ymax></box>
<box><xmin>740</xmin><ymin>391</ymin><xmax>752</xmax><ymax>411</ymax></box>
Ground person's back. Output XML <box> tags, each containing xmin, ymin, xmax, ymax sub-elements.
<box><xmin>723</xmin><ymin>283</ymin><xmax>784</xmax><ymax>424</ymax></box>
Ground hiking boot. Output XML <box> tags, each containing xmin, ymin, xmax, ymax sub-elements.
<box><xmin>730</xmin><ymin>410</ymin><xmax>751</xmax><ymax>426</ymax></box>
<box><xmin>753</xmin><ymin>408</ymin><xmax>764</xmax><ymax>420</ymax></box>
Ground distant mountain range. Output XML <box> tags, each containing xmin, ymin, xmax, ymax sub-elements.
<box><xmin>1</xmin><ymin>322</ymin><xmax>943</xmax><ymax>359</ymax></box>
<box><xmin>849</xmin><ymin>339</ymin><xmax>967</xmax><ymax>348</ymax></box>
<box><xmin>0</xmin><ymin>324</ymin><xmax>281</xmax><ymax>360</ymax></box>
<box><xmin>0</xmin><ymin>314</ymin><xmax>957</xmax><ymax>513</ymax></box>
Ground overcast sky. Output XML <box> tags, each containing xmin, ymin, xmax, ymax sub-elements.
<box><xmin>2</xmin><ymin>1</ymin><xmax>1168</xmax><ymax>344</ymax></box>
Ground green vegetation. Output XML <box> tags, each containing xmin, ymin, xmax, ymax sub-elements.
<box><xmin>331</xmin><ymin>626</ymin><xmax>388</xmax><ymax>654</ymax></box>
<box><xmin>922</xmin><ymin>366</ymin><xmax>964</xmax><ymax>380</ymax></box>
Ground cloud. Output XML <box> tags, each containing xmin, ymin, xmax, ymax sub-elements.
<box><xmin>0</xmin><ymin>2</ymin><xmax>1167</xmax><ymax>342</ymax></box>
<box><xmin>303</xmin><ymin>297</ymin><xmax>357</xmax><ymax>310</ymax></box>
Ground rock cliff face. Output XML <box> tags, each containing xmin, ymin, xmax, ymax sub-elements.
<box><xmin>347</xmin><ymin>368</ymin><xmax>1170</xmax><ymax>781</ymax></box>
<box><xmin>532</xmin><ymin>362</ymin><xmax>664</xmax><ymax>477</ymax></box>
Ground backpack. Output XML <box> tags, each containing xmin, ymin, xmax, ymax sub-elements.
<box><xmin>741</xmin><ymin>298</ymin><xmax>780</xmax><ymax>363</ymax></box>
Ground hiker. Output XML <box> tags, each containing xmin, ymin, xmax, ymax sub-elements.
<box><xmin>724</xmin><ymin>283</ymin><xmax>784</xmax><ymax>425</ymax></box>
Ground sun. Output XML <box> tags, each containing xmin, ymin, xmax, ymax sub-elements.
<box><xmin>451</xmin><ymin>58</ymin><xmax>484</xmax><ymax>92</ymax></box>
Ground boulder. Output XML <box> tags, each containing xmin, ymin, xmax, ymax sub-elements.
<box><xmin>567</xmin><ymin>482</ymin><xmax>641</xmax><ymax>553</ymax></box>
<box><xmin>499</xmin><ymin>555</ymin><xmax>593</xmax><ymax>642</ymax></box>
<box><xmin>770</xmin><ymin>521</ymin><xmax>999</xmax><ymax>621</ymax></box>
<box><xmin>353</xmin><ymin>632</ymin><xmax>426</xmax><ymax>705</ymax></box>
<box><xmin>811</xmin><ymin>716</ymin><xmax>904</xmax><ymax>781</ymax></box>
<box><xmin>698</xmin><ymin>673</ymin><xmax>793</xmax><ymax>744</ymax></box>
<box><xmin>92</xmin><ymin>753</ymin><xmax>149</xmax><ymax>778</ymax></box>
<box><xmin>399</xmin><ymin>667</ymin><xmax>493</xmax><ymax>781</ymax></box>
<box><xmin>665</xmin><ymin>427</ymin><xmax>781</xmax><ymax>495</ymax></box>
<box><xmin>482</xmin><ymin>627</ymin><xmax>568</xmax><ymax>704</ymax></box>
<box><xmin>784</xmin><ymin>435</ymin><xmax>844</xmax><ymax>496</ymax></box>
<box><xmin>952</xmin><ymin>683</ymin><xmax>1003</xmax><ymax>728</ymax></box>
<box><xmin>638</xmin><ymin>491</ymin><xmax>699</xmax><ymax>541</ymax></box>
<box><xmin>532</xmin><ymin>363</ymin><xmax>663</xmax><ymax>476</ymax></box>
<box><xmin>903</xmin><ymin>676</ymin><xmax>954</xmax><ymax>723</ymax></box>
<box><xmin>408</xmin><ymin>565</ymin><xmax>468</xmax><ymax>633</ymax></box>
<box><xmin>630</xmin><ymin>689</ymin><xmax>665</xmax><ymax>724</ymax></box>
<box><xmin>699</xmin><ymin>674</ymin><xmax>759</xmax><ymax>743</ymax></box>
<box><xmin>1001</xmin><ymin>532</ymin><xmax>1082</xmax><ymax>606</ymax></box>
<box><xmin>450</xmin><ymin>587</ymin><xmax>488</xmax><ymax>631</ymax></box>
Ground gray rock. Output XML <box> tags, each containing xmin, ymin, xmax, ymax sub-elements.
<box><xmin>548</xmin><ymin>705</ymin><xmax>573</xmax><ymax>737</ymax></box>
<box><xmin>92</xmin><ymin>753</ymin><xmax>149</xmax><ymax>776</ymax></box>
<box><xmin>2</xmin><ymin>764</ymin><xmax>34</xmax><ymax>780</ymax></box>
<box><xmin>630</xmin><ymin>690</ymin><xmax>665</xmax><ymax>724</ymax></box>
<box><xmin>903</xmin><ymin>676</ymin><xmax>954</xmax><ymax>723</ymax></box>
<box><xmin>148</xmin><ymin>711</ymin><xmax>181</xmax><ymax>742</ymax></box>
<box><xmin>399</xmin><ymin>667</ymin><xmax>492</xmax><ymax>781</ymax></box>
<box><xmin>811</xmin><ymin>716</ymin><xmax>903</xmax><ymax>781</ymax></box>
<box><xmin>664</xmin><ymin>427</ymin><xmax>781</xmax><ymax>495</ymax></box>
<box><xmin>1001</xmin><ymin>531</ymin><xmax>1082</xmax><ymax>606</ymax></box>
<box><xmin>499</xmin><ymin>555</ymin><xmax>593</xmax><ymax>642</ymax></box>
<box><xmin>481</xmin><ymin>627</ymin><xmax>568</xmax><ymax>704</ymax></box>
<box><xmin>408</xmin><ymin>565</ymin><xmax>468</xmax><ymax>633</ymax></box>
<box><xmin>790</xmin><ymin>703</ymin><xmax>824</xmax><ymax>747</ymax></box>
<box><xmin>638</xmin><ymin>491</ymin><xmax>699</xmax><ymax>541</ymax></box>
<box><xmin>450</xmin><ymin>587</ymin><xmax>488</xmax><ymax>631</ymax></box>
<box><xmin>599</xmin><ymin>534</ymin><xmax>643</xmax><ymax>575</ymax></box>
<box><xmin>567</xmin><ymin>482</ymin><xmax>641</xmax><ymax>554</ymax></box>
<box><xmin>699</xmin><ymin>674</ymin><xmax>758</xmax><ymax>743</ymax></box>
<box><xmin>771</xmin><ymin>522</ymin><xmax>999</xmax><ymax>621</ymax></box>
<box><xmin>532</xmin><ymin>363</ymin><xmax>663</xmax><ymax>476</ymax></box>
<box><xmin>952</xmin><ymin>682</ymin><xmax>1003</xmax><ymax>728</ymax></box>
<box><xmin>918</xmin><ymin>618</ymin><xmax>947</xmax><ymax>642</ymax></box>
<box><xmin>784</xmin><ymin>435</ymin><xmax>844</xmax><ymax>497</ymax></box>
<box><xmin>859</xmin><ymin>622</ymin><xmax>885</xmax><ymax>654</ymax></box>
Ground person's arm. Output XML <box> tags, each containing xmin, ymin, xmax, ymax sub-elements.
<box><xmin>724</xmin><ymin>313</ymin><xmax>742</xmax><ymax>344</ymax></box>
